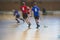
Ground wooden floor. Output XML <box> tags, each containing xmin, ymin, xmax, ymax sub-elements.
<box><xmin>0</xmin><ymin>14</ymin><xmax>60</xmax><ymax>40</ymax></box>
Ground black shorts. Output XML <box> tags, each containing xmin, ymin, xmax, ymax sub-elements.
<box><xmin>34</xmin><ymin>16</ymin><xmax>39</xmax><ymax>19</ymax></box>
<box><xmin>16</xmin><ymin>15</ymin><xmax>20</xmax><ymax>18</ymax></box>
<box><xmin>23</xmin><ymin>13</ymin><xmax>28</xmax><ymax>19</ymax></box>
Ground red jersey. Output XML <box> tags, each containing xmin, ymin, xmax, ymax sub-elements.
<box><xmin>20</xmin><ymin>5</ymin><xmax>28</xmax><ymax>13</ymax></box>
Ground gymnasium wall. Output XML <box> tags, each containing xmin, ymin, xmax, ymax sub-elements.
<box><xmin>0</xmin><ymin>1</ymin><xmax>60</xmax><ymax>11</ymax></box>
<box><xmin>38</xmin><ymin>2</ymin><xmax>60</xmax><ymax>11</ymax></box>
<box><xmin>40</xmin><ymin>0</ymin><xmax>60</xmax><ymax>2</ymax></box>
<box><xmin>0</xmin><ymin>0</ymin><xmax>60</xmax><ymax>2</ymax></box>
<box><xmin>0</xmin><ymin>2</ymin><xmax>20</xmax><ymax>11</ymax></box>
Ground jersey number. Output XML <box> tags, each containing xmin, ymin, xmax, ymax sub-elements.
<box><xmin>35</xmin><ymin>8</ymin><xmax>37</xmax><ymax>12</ymax></box>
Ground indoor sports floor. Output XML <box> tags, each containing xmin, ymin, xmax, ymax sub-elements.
<box><xmin>0</xmin><ymin>14</ymin><xmax>60</xmax><ymax>40</ymax></box>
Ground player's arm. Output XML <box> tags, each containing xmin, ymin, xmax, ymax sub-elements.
<box><xmin>30</xmin><ymin>7</ymin><xmax>34</xmax><ymax>17</ymax></box>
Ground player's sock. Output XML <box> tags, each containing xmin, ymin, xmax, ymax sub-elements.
<box><xmin>28</xmin><ymin>23</ymin><xmax>31</xmax><ymax>29</ymax></box>
<box><xmin>16</xmin><ymin>19</ymin><xmax>20</xmax><ymax>23</ymax></box>
<box><xmin>36</xmin><ymin>23</ymin><xmax>40</xmax><ymax>29</ymax></box>
<box><xmin>20</xmin><ymin>18</ymin><xmax>25</xmax><ymax>22</ymax></box>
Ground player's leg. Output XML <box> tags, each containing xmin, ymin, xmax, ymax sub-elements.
<box><xmin>23</xmin><ymin>13</ymin><xmax>31</xmax><ymax>29</ymax></box>
<box><xmin>35</xmin><ymin>16</ymin><xmax>40</xmax><ymax>29</ymax></box>
<box><xmin>25</xmin><ymin>17</ymin><xmax>31</xmax><ymax>29</ymax></box>
<box><xmin>16</xmin><ymin>15</ymin><xmax>20</xmax><ymax>23</ymax></box>
<box><xmin>16</xmin><ymin>18</ymin><xmax>20</xmax><ymax>23</ymax></box>
<box><xmin>20</xmin><ymin>18</ymin><xmax>25</xmax><ymax>22</ymax></box>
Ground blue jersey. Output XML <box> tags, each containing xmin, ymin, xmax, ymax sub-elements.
<box><xmin>14</xmin><ymin>10</ymin><xmax>20</xmax><ymax>16</ymax></box>
<box><xmin>32</xmin><ymin>5</ymin><xmax>40</xmax><ymax>16</ymax></box>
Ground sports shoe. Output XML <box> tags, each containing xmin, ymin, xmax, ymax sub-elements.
<box><xmin>36</xmin><ymin>24</ymin><xmax>40</xmax><ymax>29</ymax></box>
<box><xmin>28</xmin><ymin>23</ymin><xmax>31</xmax><ymax>29</ymax></box>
